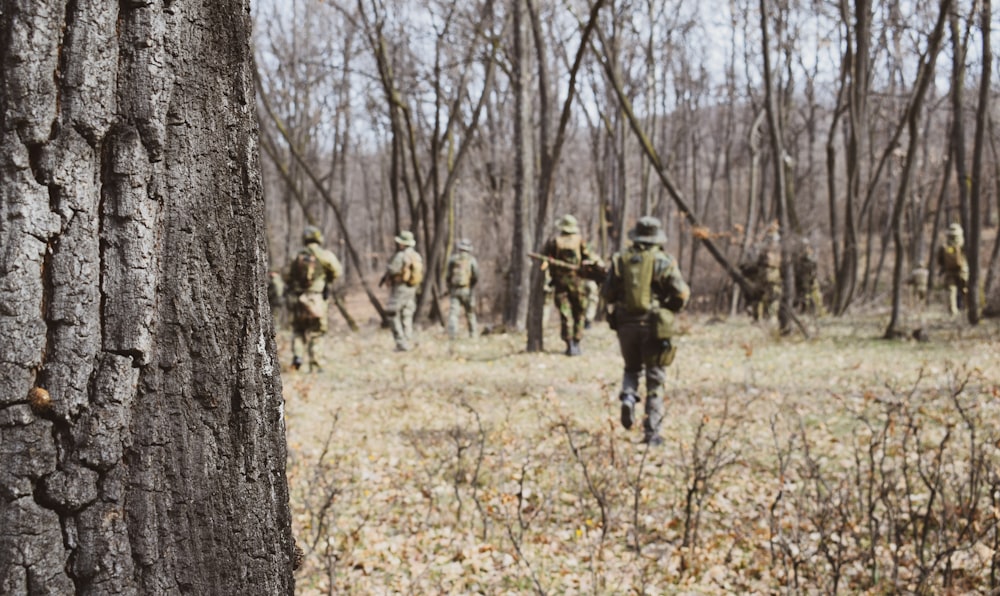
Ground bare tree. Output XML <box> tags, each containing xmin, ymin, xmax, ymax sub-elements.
<box><xmin>966</xmin><ymin>0</ymin><xmax>991</xmax><ymax>324</ymax></box>
<box><xmin>884</xmin><ymin>0</ymin><xmax>952</xmax><ymax>338</ymax></box>
<box><xmin>0</xmin><ymin>1</ymin><xmax>294</xmax><ymax>593</ymax></box>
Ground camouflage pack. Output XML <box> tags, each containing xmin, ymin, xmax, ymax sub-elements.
<box><xmin>448</xmin><ymin>253</ymin><xmax>473</xmax><ymax>287</ymax></box>
<box><xmin>402</xmin><ymin>250</ymin><xmax>424</xmax><ymax>287</ymax></box>
<box><xmin>289</xmin><ymin>249</ymin><xmax>318</xmax><ymax>292</ymax></box>
<box><xmin>940</xmin><ymin>245</ymin><xmax>964</xmax><ymax>272</ymax></box>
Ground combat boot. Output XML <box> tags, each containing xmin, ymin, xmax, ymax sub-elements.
<box><xmin>642</xmin><ymin>433</ymin><xmax>664</xmax><ymax>447</ymax></box>
<box><xmin>291</xmin><ymin>356</ymin><xmax>303</xmax><ymax>370</ymax></box>
<box><xmin>620</xmin><ymin>393</ymin><xmax>637</xmax><ymax>430</ymax></box>
<box><xmin>570</xmin><ymin>340</ymin><xmax>582</xmax><ymax>356</ymax></box>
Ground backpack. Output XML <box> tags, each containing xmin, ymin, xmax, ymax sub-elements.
<box><xmin>401</xmin><ymin>250</ymin><xmax>424</xmax><ymax>287</ymax></box>
<box><xmin>940</xmin><ymin>245</ymin><xmax>963</xmax><ymax>272</ymax></box>
<box><xmin>621</xmin><ymin>246</ymin><xmax>656</xmax><ymax>315</ymax></box>
<box><xmin>448</xmin><ymin>254</ymin><xmax>473</xmax><ymax>287</ymax></box>
<box><xmin>289</xmin><ymin>249</ymin><xmax>318</xmax><ymax>292</ymax></box>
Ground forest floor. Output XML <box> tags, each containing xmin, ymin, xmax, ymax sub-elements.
<box><xmin>278</xmin><ymin>293</ymin><xmax>1000</xmax><ymax>595</ymax></box>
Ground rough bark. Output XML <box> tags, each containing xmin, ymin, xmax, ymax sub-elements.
<box><xmin>0</xmin><ymin>1</ymin><xmax>294</xmax><ymax>594</ymax></box>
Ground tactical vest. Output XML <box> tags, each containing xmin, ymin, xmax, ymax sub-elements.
<box><xmin>621</xmin><ymin>246</ymin><xmax>656</xmax><ymax>315</ymax></box>
<box><xmin>941</xmin><ymin>245</ymin><xmax>964</xmax><ymax>272</ymax></box>
<box><xmin>448</xmin><ymin>254</ymin><xmax>473</xmax><ymax>287</ymax></box>
<box><xmin>553</xmin><ymin>234</ymin><xmax>583</xmax><ymax>266</ymax></box>
<box><xmin>289</xmin><ymin>249</ymin><xmax>318</xmax><ymax>293</ymax></box>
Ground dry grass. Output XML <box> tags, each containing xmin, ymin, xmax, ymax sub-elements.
<box><xmin>280</xmin><ymin>300</ymin><xmax>1000</xmax><ymax>594</ymax></box>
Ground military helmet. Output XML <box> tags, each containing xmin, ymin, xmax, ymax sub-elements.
<box><xmin>557</xmin><ymin>214</ymin><xmax>579</xmax><ymax>234</ymax></box>
<box><xmin>947</xmin><ymin>222</ymin><xmax>963</xmax><ymax>238</ymax></box>
<box><xmin>303</xmin><ymin>225</ymin><xmax>323</xmax><ymax>244</ymax></box>
<box><xmin>628</xmin><ymin>216</ymin><xmax>667</xmax><ymax>245</ymax></box>
<box><xmin>394</xmin><ymin>230</ymin><xmax>416</xmax><ymax>247</ymax></box>
<box><xmin>456</xmin><ymin>238</ymin><xmax>473</xmax><ymax>252</ymax></box>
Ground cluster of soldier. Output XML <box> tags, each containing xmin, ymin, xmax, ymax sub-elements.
<box><xmin>267</xmin><ymin>217</ymin><xmax>968</xmax><ymax>446</ymax></box>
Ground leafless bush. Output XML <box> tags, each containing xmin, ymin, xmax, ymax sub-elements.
<box><xmin>676</xmin><ymin>395</ymin><xmax>745</xmax><ymax>566</ymax></box>
<box><xmin>768</xmin><ymin>367</ymin><xmax>1000</xmax><ymax>593</ymax></box>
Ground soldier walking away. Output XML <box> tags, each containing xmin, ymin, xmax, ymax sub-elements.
<box><xmin>793</xmin><ymin>240</ymin><xmax>825</xmax><ymax>316</ymax></box>
<box><xmin>603</xmin><ymin>217</ymin><xmax>690</xmax><ymax>446</ymax></box>
<box><xmin>384</xmin><ymin>230</ymin><xmax>423</xmax><ymax>351</ymax></box>
<box><xmin>756</xmin><ymin>225</ymin><xmax>782</xmax><ymax>322</ymax></box>
<box><xmin>286</xmin><ymin>226</ymin><xmax>343</xmax><ymax>372</ymax></box>
<box><xmin>446</xmin><ymin>238</ymin><xmax>480</xmax><ymax>339</ymax></box>
<box><xmin>540</xmin><ymin>214</ymin><xmax>599</xmax><ymax>356</ymax></box>
<box><xmin>937</xmin><ymin>222</ymin><xmax>969</xmax><ymax>315</ymax></box>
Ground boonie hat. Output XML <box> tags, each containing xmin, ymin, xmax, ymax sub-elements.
<box><xmin>628</xmin><ymin>216</ymin><xmax>667</xmax><ymax>245</ymax></box>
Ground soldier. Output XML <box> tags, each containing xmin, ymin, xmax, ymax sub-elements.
<box><xmin>267</xmin><ymin>270</ymin><xmax>286</xmax><ymax>326</ymax></box>
<box><xmin>937</xmin><ymin>222</ymin><xmax>969</xmax><ymax>315</ymax></box>
<box><xmin>286</xmin><ymin>226</ymin><xmax>343</xmax><ymax>371</ymax></box>
<box><xmin>584</xmin><ymin>279</ymin><xmax>600</xmax><ymax>329</ymax></box>
<box><xmin>540</xmin><ymin>214</ymin><xmax>599</xmax><ymax>356</ymax></box>
<box><xmin>793</xmin><ymin>241</ymin><xmax>825</xmax><ymax>316</ymax></box>
<box><xmin>603</xmin><ymin>216</ymin><xmax>690</xmax><ymax>446</ymax></box>
<box><xmin>384</xmin><ymin>230</ymin><xmax>423</xmax><ymax>351</ymax></box>
<box><xmin>446</xmin><ymin>238</ymin><xmax>480</xmax><ymax>339</ymax></box>
<box><xmin>756</xmin><ymin>226</ymin><xmax>782</xmax><ymax>322</ymax></box>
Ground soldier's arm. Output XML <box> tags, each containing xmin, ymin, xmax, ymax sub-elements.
<box><xmin>386</xmin><ymin>251</ymin><xmax>404</xmax><ymax>275</ymax></box>
<box><xmin>654</xmin><ymin>256</ymin><xmax>690</xmax><ymax>312</ymax></box>
<box><xmin>600</xmin><ymin>256</ymin><xmax>622</xmax><ymax>303</ymax></box>
<box><xmin>319</xmin><ymin>250</ymin><xmax>343</xmax><ymax>283</ymax></box>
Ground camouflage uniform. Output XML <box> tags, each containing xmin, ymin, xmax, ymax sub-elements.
<box><xmin>937</xmin><ymin>223</ymin><xmax>968</xmax><ymax>315</ymax></box>
<box><xmin>584</xmin><ymin>279</ymin><xmax>600</xmax><ymax>329</ymax></box>
<box><xmin>286</xmin><ymin>227</ymin><xmax>343</xmax><ymax>371</ymax></box>
<box><xmin>793</xmin><ymin>242</ymin><xmax>825</xmax><ymax>316</ymax></box>
<box><xmin>386</xmin><ymin>230</ymin><xmax>423</xmax><ymax>351</ymax></box>
<box><xmin>541</xmin><ymin>214</ymin><xmax>598</xmax><ymax>356</ymax></box>
<box><xmin>446</xmin><ymin>239</ymin><xmax>480</xmax><ymax>339</ymax></box>
<box><xmin>756</xmin><ymin>231</ymin><xmax>782</xmax><ymax>322</ymax></box>
<box><xmin>603</xmin><ymin>216</ymin><xmax>690</xmax><ymax>446</ymax></box>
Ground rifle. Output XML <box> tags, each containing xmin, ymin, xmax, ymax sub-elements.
<box><xmin>378</xmin><ymin>272</ymin><xmax>389</xmax><ymax>288</ymax></box>
<box><xmin>527</xmin><ymin>253</ymin><xmax>607</xmax><ymax>282</ymax></box>
<box><xmin>528</xmin><ymin>252</ymin><xmax>580</xmax><ymax>271</ymax></box>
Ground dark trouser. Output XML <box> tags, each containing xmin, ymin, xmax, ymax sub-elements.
<box><xmin>554</xmin><ymin>278</ymin><xmax>587</xmax><ymax>342</ymax></box>
<box><xmin>616</xmin><ymin>322</ymin><xmax>668</xmax><ymax>437</ymax></box>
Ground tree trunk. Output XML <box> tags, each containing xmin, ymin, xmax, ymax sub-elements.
<box><xmin>966</xmin><ymin>0</ymin><xmax>991</xmax><ymax>324</ymax></box>
<box><xmin>884</xmin><ymin>0</ymin><xmax>951</xmax><ymax>338</ymax></box>
<box><xmin>759</xmin><ymin>0</ymin><xmax>794</xmax><ymax>334</ymax></box>
<box><xmin>504</xmin><ymin>0</ymin><xmax>534</xmax><ymax>331</ymax></box>
<box><xmin>0</xmin><ymin>1</ymin><xmax>295</xmax><ymax>594</ymax></box>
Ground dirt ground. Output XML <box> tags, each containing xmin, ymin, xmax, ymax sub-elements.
<box><xmin>278</xmin><ymin>293</ymin><xmax>1000</xmax><ymax>594</ymax></box>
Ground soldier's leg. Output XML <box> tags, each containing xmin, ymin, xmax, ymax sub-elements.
<box><xmin>291</xmin><ymin>326</ymin><xmax>306</xmax><ymax>369</ymax></box>
<box><xmin>389</xmin><ymin>292</ymin><xmax>409</xmax><ymax>351</ymax></box>
<box><xmin>584</xmin><ymin>281</ymin><xmax>599</xmax><ymax>328</ymax></box>
<box><xmin>948</xmin><ymin>282</ymin><xmax>959</xmax><ymax>315</ymax></box>
<box><xmin>447</xmin><ymin>295</ymin><xmax>461</xmax><ymax>339</ymax></box>
<box><xmin>641</xmin><ymin>335</ymin><xmax>669</xmax><ymax>445</ymax></box>
<box><xmin>306</xmin><ymin>330</ymin><xmax>324</xmax><ymax>372</ymax></box>
<box><xmin>569</xmin><ymin>285</ymin><xmax>587</xmax><ymax>342</ymax></box>
<box><xmin>464</xmin><ymin>292</ymin><xmax>478</xmax><ymax>337</ymax></box>
<box><xmin>401</xmin><ymin>293</ymin><xmax>416</xmax><ymax>343</ymax></box>
<box><xmin>554</xmin><ymin>289</ymin><xmax>572</xmax><ymax>343</ymax></box>
<box><xmin>616</xmin><ymin>325</ymin><xmax>644</xmax><ymax>430</ymax></box>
